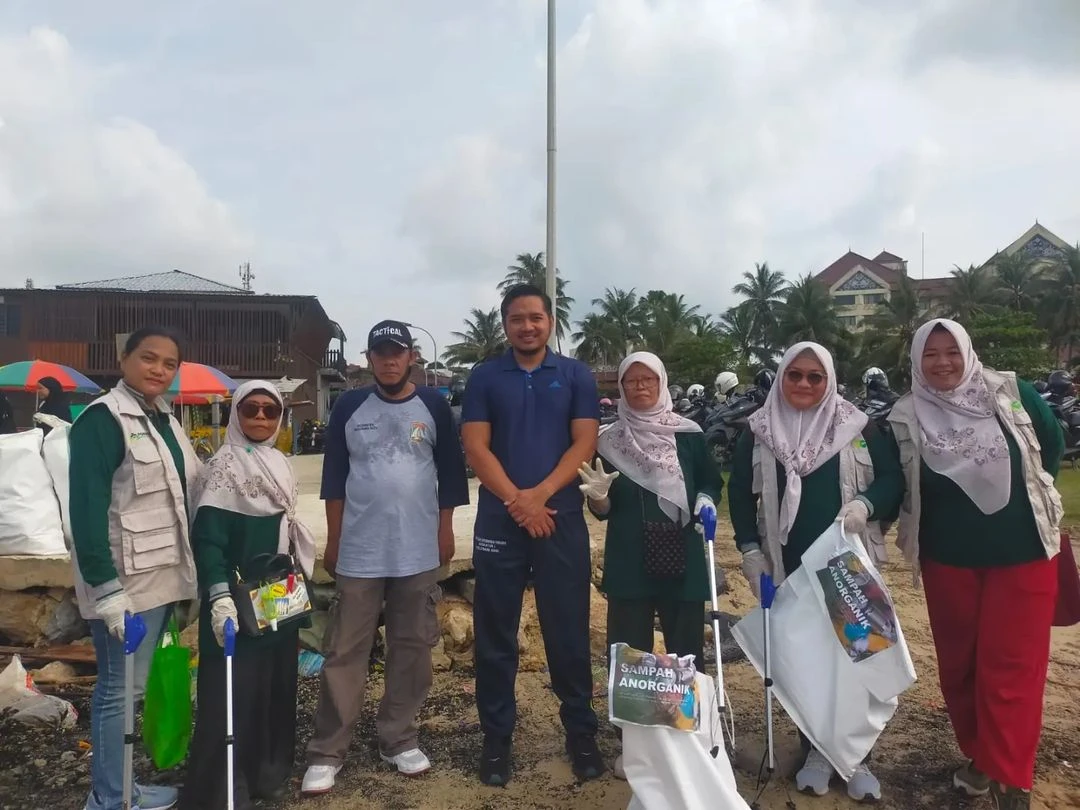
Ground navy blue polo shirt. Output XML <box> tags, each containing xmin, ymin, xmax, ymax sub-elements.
<box><xmin>462</xmin><ymin>349</ymin><xmax>600</xmax><ymax>515</ymax></box>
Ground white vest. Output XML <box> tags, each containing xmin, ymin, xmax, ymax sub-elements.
<box><xmin>751</xmin><ymin>434</ymin><xmax>886</xmax><ymax>584</ymax></box>
<box><xmin>72</xmin><ymin>384</ymin><xmax>200</xmax><ymax>620</ymax></box>
<box><xmin>887</xmin><ymin>369</ymin><xmax>1062</xmax><ymax>585</ymax></box>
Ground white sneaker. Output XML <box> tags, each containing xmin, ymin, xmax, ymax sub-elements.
<box><xmin>613</xmin><ymin>754</ymin><xmax>627</xmax><ymax>781</ymax></box>
<box><xmin>301</xmin><ymin>764</ymin><xmax>343</xmax><ymax>796</ymax></box>
<box><xmin>380</xmin><ymin>748</ymin><xmax>431</xmax><ymax>776</ymax></box>
<box><xmin>847</xmin><ymin>762</ymin><xmax>881</xmax><ymax>802</ymax></box>
<box><xmin>795</xmin><ymin>748</ymin><xmax>834</xmax><ymax>796</ymax></box>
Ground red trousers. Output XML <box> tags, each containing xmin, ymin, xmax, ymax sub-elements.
<box><xmin>921</xmin><ymin>557</ymin><xmax>1058</xmax><ymax>790</ymax></box>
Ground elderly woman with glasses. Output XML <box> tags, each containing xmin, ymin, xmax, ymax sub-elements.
<box><xmin>727</xmin><ymin>342</ymin><xmax>904</xmax><ymax>803</ymax></box>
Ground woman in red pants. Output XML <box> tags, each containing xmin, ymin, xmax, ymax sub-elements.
<box><xmin>888</xmin><ymin>318</ymin><xmax>1063</xmax><ymax>810</ymax></box>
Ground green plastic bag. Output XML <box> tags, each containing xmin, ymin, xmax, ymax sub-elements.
<box><xmin>142</xmin><ymin>615</ymin><xmax>192</xmax><ymax>769</ymax></box>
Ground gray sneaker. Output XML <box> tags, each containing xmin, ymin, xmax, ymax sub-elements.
<box><xmin>795</xmin><ymin>748</ymin><xmax>834</xmax><ymax>796</ymax></box>
<box><xmin>953</xmin><ymin>760</ymin><xmax>990</xmax><ymax>796</ymax></box>
<box><xmin>846</xmin><ymin>762</ymin><xmax>881</xmax><ymax>802</ymax></box>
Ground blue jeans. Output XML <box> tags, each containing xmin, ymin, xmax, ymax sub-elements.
<box><xmin>86</xmin><ymin>604</ymin><xmax>171</xmax><ymax>810</ymax></box>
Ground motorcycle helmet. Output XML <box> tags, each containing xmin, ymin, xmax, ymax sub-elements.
<box><xmin>668</xmin><ymin>384</ymin><xmax>685</xmax><ymax>402</ymax></box>
<box><xmin>676</xmin><ymin>397</ymin><xmax>693</xmax><ymax>413</ymax></box>
<box><xmin>1033</xmin><ymin>380</ymin><xmax>1050</xmax><ymax>394</ymax></box>
<box><xmin>862</xmin><ymin>366</ymin><xmax>889</xmax><ymax>393</ymax></box>
<box><xmin>1048</xmin><ymin>370</ymin><xmax>1073</xmax><ymax>397</ymax></box>
<box><xmin>753</xmin><ymin>368</ymin><xmax>776</xmax><ymax>392</ymax></box>
<box><xmin>714</xmin><ymin>371</ymin><xmax>739</xmax><ymax>396</ymax></box>
<box><xmin>687</xmin><ymin>383</ymin><xmax>705</xmax><ymax>400</ymax></box>
<box><xmin>599</xmin><ymin>397</ymin><xmax>613</xmax><ymax>407</ymax></box>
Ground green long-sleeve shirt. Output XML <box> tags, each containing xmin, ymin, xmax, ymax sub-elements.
<box><xmin>192</xmin><ymin>506</ymin><xmax>300</xmax><ymax>657</ymax></box>
<box><xmin>591</xmin><ymin>432</ymin><xmax>723</xmax><ymax>602</ymax></box>
<box><xmin>728</xmin><ymin>422</ymin><xmax>904</xmax><ymax>576</ymax></box>
<box><xmin>68</xmin><ymin>405</ymin><xmax>187</xmax><ymax>588</ymax></box>
<box><xmin>904</xmin><ymin>378</ymin><xmax>1063</xmax><ymax>568</ymax></box>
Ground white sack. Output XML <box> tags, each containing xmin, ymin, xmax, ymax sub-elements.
<box><xmin>0</xmin><ymin>430</ymin><xmax>66</xmax><ymax>556</ymax></box>
<box><xmin>731</xmin><ymin>522</ymin><xmax>917</xmax><ymax>779</ymax></box>
<box><xmin>0</xmin><ymin>655</ymin><xmax>78</xmax><ymax>729</ymax></box>
<box><xmin>40</xmin><ymin>420</ymin><xmax>74</xmax><ymax>548</ymax></box>
<box><xmin>623</xmin><ymin>672</ymin><xmax>751</xmax><ymax>810</ymax></box>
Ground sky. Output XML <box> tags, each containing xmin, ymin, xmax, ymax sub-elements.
<box><xmin>1</xmin><ymin>0</ymin><xmax>1079</xmax><ymax>363</ymax></box>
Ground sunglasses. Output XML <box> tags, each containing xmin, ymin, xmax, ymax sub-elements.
<box><xmin>785</xmin><ymin>369</ymin><xmax>827</xmax><ymax>386</ymax></box>
<box><xmin>237</xmin><ymin>402</ymin><xmax>282</xmax><ymax>420</ymax></box>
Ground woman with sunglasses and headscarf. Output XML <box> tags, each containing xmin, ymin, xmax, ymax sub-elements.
<box><xmin>577</xmin><ymin>351</ymin><xmax>722</xmax><ymax>779</ymax></box>
<box><xmin>887</xmin><ymin>319</ymin><xmax>1064</xmax><ymax>810</ymax></box>
<box><xmin>180</xmin><ymin>381</ymin><xmax>316</xmax><ymax>810</ymax></box>
<box><xmin>727</xmin><ymin>342</ymin><xmax>903</xmax><ymax>803</ymax></box>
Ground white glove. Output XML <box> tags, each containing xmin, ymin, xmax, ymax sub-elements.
<box><xmin>693</xmin><ymin>493</ymin><xmax>716</xmax><ymax>536</ymax></box>
<box><xmin>210</xmin><ymin>596</ymin><xmax>239</xmax><ymax>647</ymax></box>
<box><xmin>740</xmin><ymin>549</ymin><xmax>771</xmax><ymax>602</ymax></box>
<box><xmin>838</xmin><ymin>499</ymin><xmax>870</xmax><ymax>535</ymax></box>
<box><xmin>577</xmin><ymin>459</ymin><xmax>619</xmax><ymax>501</ymax></box>
<box><xmin>96</xmin><ymin>591</ymin><xmax>134</xmax><ymax>641</ymax></box>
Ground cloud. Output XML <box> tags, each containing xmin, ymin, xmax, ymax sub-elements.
<box><xmin>0</xmin><ymin>27</ymin><xmax>252</xmax><ymax>288</ymax></box>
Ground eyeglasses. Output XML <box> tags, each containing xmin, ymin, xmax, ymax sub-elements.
<box><xmin>784</xmin><ymin>370</ymin><xmax>827</xmax><ymax>386</ymax></box>
<box><xmin>238</xmin><ymin>402</ymin><xmax>282</xmax><ymax>420</ymax></box>
<box><xmin>623</xmin><ymin>377</ymin><xmax>659</xmax><ymax>390</ymax></box>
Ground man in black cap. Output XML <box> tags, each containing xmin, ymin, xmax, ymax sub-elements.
<box><xmin>303</xmin><ymin>320</ymin><xmax>469</xmax><ymax>795</ymax></box>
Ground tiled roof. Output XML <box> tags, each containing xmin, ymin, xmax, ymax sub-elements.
<box><xmin>814</xmin><ymin>251</ymin><xmax>902</xmax><ymax>288</ymax></box>
<box><xmin>57</xmin><ymin>270</ymin><xmax>252</xmax><ymax>295</ymax></box>
<box><xmin>873</xmin><ymin>251</ymin><xmax>905</xmax><ymax>264</ymax></box>
<box><xmin>914</xmin><ymin>277</ymin><xmax>953</xmax><ymax>295</ymax></box>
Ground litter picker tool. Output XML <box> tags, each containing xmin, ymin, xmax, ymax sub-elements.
<box><xmin>760</xmin><ymin>573</ymin><xmax>778</xmax><ymax>777</ymax></box>
<box><xmin>224</xmin><ymin>617</ymin><xmax>237</xmax><ymax>810</ymax></box>
<box><xmin>123</xmin><ymin>613</ymin><xmax>148</xmax><ymax>810</ymax></box>
<box><xmin>700</xmin><ymin>505</ymin><xmax>735</xmax><ymax>755</ymax></box>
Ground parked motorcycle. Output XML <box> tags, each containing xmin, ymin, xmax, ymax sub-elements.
<box><xmin>298</xmin><ymin>419</ymin><xmax>326</xmax><ymax>454</ymax></box>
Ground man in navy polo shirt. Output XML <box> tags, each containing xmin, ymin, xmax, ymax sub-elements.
<box><xmin>461</xmin><ymin>284</ymin><xmax>603</xmax><ymax>786</ymax></box>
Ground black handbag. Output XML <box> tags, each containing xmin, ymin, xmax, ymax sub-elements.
<box><xmin>229</xmin><ymin>552</ymin><xmax>313</xmax><ymax>637</ymax></box>
<box><xmin>640</xmin><ymin>492</ymin><xmax>686</xmax><ymax>578</ymax></box>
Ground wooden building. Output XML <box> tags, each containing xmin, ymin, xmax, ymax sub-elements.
<box><xmin>0</xmin><ymin>270</ymin><xmax>347</xmax><ymax>423</ymax></box>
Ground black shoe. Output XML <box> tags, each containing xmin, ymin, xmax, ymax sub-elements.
<box><xmin>479</xmin><ymin>735</ymin><xmax>512</xmax><ymax>786</ymax></box>
<box><xmin>566</xmin><ymin>733</ymin><xmax>606</xmax><ymax>781</ymax></box>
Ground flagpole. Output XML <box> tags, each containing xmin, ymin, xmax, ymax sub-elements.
<box><xmin>545</xmin><ymin>0</ymin><xmax>558</xmax><ymax>350</ymax></box>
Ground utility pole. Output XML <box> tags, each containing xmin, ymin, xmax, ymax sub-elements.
<box><xmin>239</xmin><ymin>262</ymin><xmax>255</xmax><ymax>291</ymax></box>
<box><xmin>545</xmin><ymin>0</ymin><xmax>558</xmax><ymax>351</ymax></box>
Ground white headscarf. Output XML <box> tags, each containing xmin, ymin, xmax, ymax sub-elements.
<box><xmin>910</xmin><ymin>318</ymin><xmax>1010</xmax><ymax>514</ymax></box>
<box><xmin>195</xmin><ymin>380</ymin><xmax>316</xmax><ymax>578</ymax></box>
<box><xmin>748</xmin><ymin>342</ymin><xmax>868</xmax><ymax>540</ymax></box>
<box><xmin>596</xmin><ymin>352</ymin><xmax>702</xmax><ymax>525</ymax></box>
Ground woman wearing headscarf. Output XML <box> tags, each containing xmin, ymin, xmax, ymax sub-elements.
<box><xmin>887</xmin><ymin>319</ymin><xmax>1063</xmax><ymax>810</ymax></box>
<box><xmin>577</xmin><ymin>352</ymin><xmax>722</xmax><ymax>779</ymax></box>
<box><xmin>37</xmin><ymin>376</ymin><xmax>72</xmax><ymax>435</ymax></box>
<box><xmin>69</xmin><ymin>326</ymin><xmax>200</xmax><ymax>810</ymax></box>
<box><xmin>728</xmin><ymin>342</ymin><xmax>903</xmax><ymax>803</ymax></box>
<box><xmin>0</xmin><ymin>391</ymin><xmax>15</xmax><ymax>433</ymax></box>
<box><xmin>180</xmin><ymin>380</ymin><xmax>316</xmax><ymax>810</ymax></box>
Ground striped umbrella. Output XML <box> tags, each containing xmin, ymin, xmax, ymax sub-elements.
<box><xmin>0</xmin><ymin>360</ymin><xmax>103</xmax><ymax>393</ymax></box>
<box><xmin>167</xmin><ymin>362</ymin><xmax>238</xmax><ymax>396</ymax></box>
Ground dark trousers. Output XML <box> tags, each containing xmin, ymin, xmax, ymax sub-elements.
<box><xmin>605</xmin><ymin>597</ymin><xmax>704</xmax><ymax>668</ymax></box>
<box><xmin>472</xmin><ymin>509</ymin><xmax>597</xmax><ymax>739</ymax></box>
<box><xmin>179</xmin><ymin>632</ymin><xmax>299</xmax><ymax>810</ymax></box>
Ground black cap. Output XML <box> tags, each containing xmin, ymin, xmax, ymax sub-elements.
<box><xmin>367</xmin><ymin>320</ymin><xmax>413</xmax><ymax>350</ymax></box>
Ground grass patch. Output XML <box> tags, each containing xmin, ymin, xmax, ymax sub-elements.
<box><xmin>1057</xmin><ymin>467</ymin><xmax>1080</xmax><ymax>527</ymax></box>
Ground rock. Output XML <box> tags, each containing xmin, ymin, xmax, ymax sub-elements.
<box><xmin>458</xmin><ymin>577</ymin><xmax>476</xmax><ymax>605</ymax></box>
<box><xmin>299</xmin><ymin>611</ymin><xmax>329</xmax><ymax>653</ymax></box>
<box><xmin>438</xmin><ymin>599</ymin><xmax>473</xmax><ymax>653</ymax></box>
<box><xmin>59</xmin><ymin>751</ymin><xmax>77</xmax><ymax>763</ymax></box>
<box><xmin>704</xmin><ymin>610</ymin><xmax>746</xmax><ymax>665</ymax></box>
<box><xmin>29</xmin><ymin>661</ymin><xmax>78</xmax><ymax>684</ymax></box>
<box><xmin>0</xmin><ymin>587</ymin><xmax>86</xmax><ymax>645</ymax></box>
<box><xmin>431</xmin><ymin>637</ymin><xmax>452</xmax><ymax>672</ymax></box>
<box><xmin>590</xmin><ymin>542</ymin><xmax>605</xmax><ymax>588</ymax></box>
<box><xmin>33</xmin><ymin>759</ymin><xmax>46</xmax><ymax>769</ymax></box>
<box><xmin>0</xmin><ymin>554</ymin><xmax>74</xmax><ymax>591</ymax></box>
<box><xmin>712</xmin><ymin>564</ymin><xmax>729</xmax><ymax>596</ymax></box>
<box><xmin>179</xmin><ymin>618</ymin><xmax>199</xmax><ymax>651</ymax></box>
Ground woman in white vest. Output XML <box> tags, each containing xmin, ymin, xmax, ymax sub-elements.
<box><xmin>887</xmin><ymin>319</ymin><xmax>1063</xmax><ymax>810</ymax></box>
<box><xmin>69</xmin><ymin>326</ymin><xmax>200</xmax><ymax>810</ymax></box>
<box><xmin>727</xmin><ymin>341</ymin><xmax>903</xmax><ymax>803</ymax></box>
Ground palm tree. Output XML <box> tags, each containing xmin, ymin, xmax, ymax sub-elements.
<box><xmin>689</xmin><ymin>313</ymin><xmax>722</xmax><ymax>339</ymax></box>
<box><xmin>862</xmin><ymin>274</ymin><xmax>926</xmax><ymax>388</ymax></box>
<box><xmin>946</xmin><ymin>264</ymin><xmax>995</xmax><ymax>321</ymax></box>
<box><xmin>638</xmin><ymin>290</ymin><xmax>701</xmax><ymax>353</ymax></box>
<box><xmin>989</xmin><ymin>253</ymin><xmax>1038</xmax><ymax>312</ymax></box>
<box><xmin>572</xmin><ymin>313</ymin><xmax>623</xmax><ymax>367</ymax></box>
<box><xmin>591</xmin><ymin>287</ymin><xmax>643</xmax><ymax>351</ymax></box>
<box><xmin>774</xmin><ymin>274</ymin><xmax>841</xmax><ymax>348</ymax></box>
<box><xmin>498</xmin><ymin>252</ymin><xmax>573</xmax><ymax>350</ymax></box>
<box><xmin>732</xmin><ymin>261</ymin><xmax>789</xmax><ymax>355</ymax></box>
<box><xmin>442</xmin><ymin>308</ymin><xmax>506</xmax><ymax>367</ymax></box>
<box><xmin>1038</xmin><ymin>246</ymin><xmax>1080</xmax><ymax>357</ymax></box>
<box><xmin>719</xmin><ymin>303</ymin><xmax>767</xmax><ymax>367</ymax></box>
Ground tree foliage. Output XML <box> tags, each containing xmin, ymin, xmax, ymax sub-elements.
<box><xmin>967</xmin><ymin>311</ymin><xmax>1055</xmax><ymax>381</ymax></box>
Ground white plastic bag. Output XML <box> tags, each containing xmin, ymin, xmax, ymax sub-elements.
<box><xmin>0</xmin><ymin>430</ymin><xmax>66</xmax><ymax>556</ymax></box>
<box><xmin>731</xmin><ymin>523</ymin><xmax>916</xmax><ymax>779</ymax></box>
<box><xmin>623</xmin><ymin>672</ymin><xmax>751</xmax><ymax>810</ymax></box>
<box><xmin>40</xmin><ymin>420</ymin><xmax>74</xmax><ymax>548</ymax></box>
<box><xmin>0</xmin><ymin>655</ymin><xmax>78</xmax><ymax>729</ymax></box>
